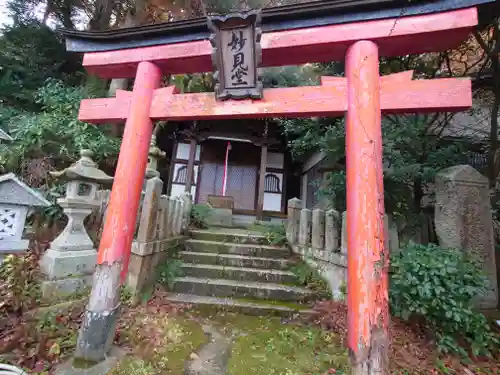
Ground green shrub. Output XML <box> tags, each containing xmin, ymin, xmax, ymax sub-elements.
<box><xmin>157</xmin><ymin>259</ymin><xmax>184</xmax><ymax>290</ymax></box>
<box><xmin>389</xmin><ymin>242</ymin><xmax>498</xmax><ymax>357</ymax></box>
<box><xmin>289</xmin><ymin>260</ymin><xmax>331</xmax><ymax>299</ymax></box>
<box><xmin>190</xmin><ymin>204</ymin><xmax>213</xmax><ymax>229</ymax></box>
<box><xmin>251</xmin><ymin>222</ymin><xmax>287</xmax><ymax>246</ymax></box>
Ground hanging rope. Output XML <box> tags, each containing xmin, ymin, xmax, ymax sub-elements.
<box><xmin>222</xmin><ymin>141</ymin><xmax>231</xmax><ymax>196</ymax></box>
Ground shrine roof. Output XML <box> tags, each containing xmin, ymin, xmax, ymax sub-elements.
<box><xmin>60</xmin><ymin>0</ymin><xmax>493</xmax><ymax>53</ymax></box>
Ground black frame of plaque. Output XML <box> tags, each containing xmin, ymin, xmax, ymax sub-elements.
<box><xmin>207</xmin><ymin>10</ymin><xmax>263</xmax><ymax>101</ymax></box>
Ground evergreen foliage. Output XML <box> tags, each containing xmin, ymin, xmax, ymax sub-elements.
<box><xmin>390</xmin><ymin>242</ymin><xmax>498</xmax><ymax>357</ymax></box>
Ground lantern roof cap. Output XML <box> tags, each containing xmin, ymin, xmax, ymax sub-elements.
<box><xmin>0</xmin><ymin>173</ymin><xmax>50</xmax><ymax>207</ymax></box>
<box><xmin>49</xmin><ymin>149</ymin><xmax>113</xmax><ymax>185</ymax></box>
<box><xmin>0</xmin><ymin>129</ymin><xmax>13</xmax><ymax>141</ymax></box>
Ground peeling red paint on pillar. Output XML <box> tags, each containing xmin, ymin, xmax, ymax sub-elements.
<box><xmin>345</xmin><ymin>40</ymin><xmax>389</xmax><ymax>374</ymax></box>
<box><xmin>97</xmin><ymin>61</ymin><xmax>162</xmax><ymax>281</ymax></box>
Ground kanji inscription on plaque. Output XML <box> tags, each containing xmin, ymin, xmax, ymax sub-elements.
<box><xmin>208</xmin><ymin>10</ymin><xmax>263</xmax><ymax>100</ymax></box>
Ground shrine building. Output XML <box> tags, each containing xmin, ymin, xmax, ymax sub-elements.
<box><xmin>156</xmin><ymin>119</ymin><xmax>295</xmax><ymax>225</ymax></box>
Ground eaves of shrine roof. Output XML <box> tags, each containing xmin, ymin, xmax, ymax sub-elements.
<box><xmin>59</xmin><ymin>0</ymin><xmax>494</xmax><ymax>53</ymax></box>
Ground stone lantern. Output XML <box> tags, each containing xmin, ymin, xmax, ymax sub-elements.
<box><xmin>40</xmin><ymin>149</ymin><xmax>113</xmax><ymax>299</ymax></box>
<box><xmin>145</xmin><ymin>135</ymin><xmax>166</xmax><ymax>182</ymax></box>
<box><xmin>0</xmin><ymin>173</ymin><xmax>50</xmax><ymax>264</ymax></box>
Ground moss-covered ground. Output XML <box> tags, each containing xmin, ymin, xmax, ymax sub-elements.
<box><xmin>110</xmin><ymin>300</ymin><xmax>349</xmax><ymax>375</ymax></box>
<box><xmin>203</xmin><ymin>311</ymin><xmax>350</xmax><ymax>375</ymax></box>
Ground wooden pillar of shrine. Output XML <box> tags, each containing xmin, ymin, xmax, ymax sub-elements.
<box><xmin>75</xmin><ymin>61</ymin><xmax>162</xmax><ymax>362</ymax></box>
<box><xmin>185</xmin><ymin>138</ymin><xmax>197</xmax><ymax>193</ymax></box>
<box><xmin>345</xmin><ymin>40</ymin><xmax>389</xmax><ymax>374</ymax></box>
<box><xmin>257</xmin><ymin>143</ymin><xmax>268</xmax><ymax>220</ymax></box>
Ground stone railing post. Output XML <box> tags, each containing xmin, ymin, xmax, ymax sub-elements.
<box><xmin>173</xmin><ymin>198</ymin><xmax>183</xmax><ymax>236</ymax></box>
<box><xmin>181</xmin><ymin>193</ymin><xmax>192</xmax><ymax>231</ymax></box>
<box><xmin>298</xmin><ymin>208</ymin><xmax>312</xmax><ymax>247</ymax></box>
<box><xmin>341</xmin><ymin>211</ymin><xmax>348</xmax><ymax>254</ymax></box>
<box><xmin>325</xmin><ymin>209</ymin><xmax>340</xmax><ymax>252</ymax></box>
<box><xmin>312</xmin><ymin>208</ymin><xmax>325</xmax><ymax>250</ymax></box>
<box><xmin>287</xmin><ymin>198</ymin><xmax>302</xmax><ymax>245</ymax></box>
<box><xmin>166</xmin><ymin>197</ymin><xmax>175</xmax><ymax>237</ymax></box>
<box><xmin>126</xmin><ymin>177</ymin><xmax>164</xmax><ymax>298</ymax></box>
<box><xmin>157</xmin><ymin>195</ymin><xmax>168</xmax><ymax>242</ymax></box>
<box><xmin>40</xmin><ymin>150</ymin><xmax>113</xmax><ymax>300</ymax></box>
<box><xmin>134</xmin><ymin>176</ymin><xmax>163</xmax><ymax>252</ymax></box>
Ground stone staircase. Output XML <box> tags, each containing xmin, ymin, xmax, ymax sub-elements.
<box><xmin>166</xmin><ymin>227</ymin><xmax>315</xmax><ymax>315</ymax></box>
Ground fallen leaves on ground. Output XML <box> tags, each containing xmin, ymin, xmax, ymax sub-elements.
<box><xmin>311</xmin><ymin>300</ymin><xmax>500</xmax><ymax>374</ymax></box>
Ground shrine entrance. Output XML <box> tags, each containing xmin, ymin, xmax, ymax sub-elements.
<box><xmin>61</xmin><ymin>1</ymin><xmax>483</xmax><ymax>372</ymax></box>
<box><xmin>197</xmin><ymin>138</ymin><xmax>259</xmax><ymax>212</ymax></box>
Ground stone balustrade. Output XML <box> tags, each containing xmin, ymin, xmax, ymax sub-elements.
<box><xmin>286</xmin><ymin>198</ymin><xmax>399</xmax><ymax>299</ymax></box>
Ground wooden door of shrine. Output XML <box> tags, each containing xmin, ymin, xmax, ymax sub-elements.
<box><xmin>197</xmin><ymin>139</ymin><xmax>260</xmax><ymax>212</ymax></box>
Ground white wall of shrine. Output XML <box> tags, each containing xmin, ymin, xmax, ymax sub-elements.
<box><xmin>176</xmin><ymin>142</ymin><xmax>201</xmax><ymax>160</ymax></box>
<box><xmin>263</xmin><ymin>152</ymin><xmax>284</xmax><ymax>212</ymax></box>
<box><xmin>170</xmin><ymin>142</ymin><xmax>200</xmax><ymax>199</ymax></box>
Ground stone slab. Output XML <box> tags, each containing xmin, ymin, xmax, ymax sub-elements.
<box><xmin>180</xmin><ymin>251</ymin><xmax>289</xmax><ymax>270</ymax></box>
<box><xmin>184</xmin><ymin>239</ymin><xmax>289</xmax><ymax>259</ymax></box>
<box><xmin>172</xmin><ymin>276</ymin><xmax>313</xmax><ymax>302</ymax></box>
<box><xmin>41</xmin><ymin>275</ymin><xmax>92</xmax><ymax>300</ymax></box>
<box><xmin>55</xmin><ymin>347</ymin><xmax>126</xmax><ymax>375</ymax></box>
<box><xmin>40</xmin><ymin>248</ymin><xmax>97</xmax><ymax>280</ymax></box>
<box><xmin>206</xmin><ymin>208</ymin><xmax>233</xmax><ymax>227</ymax></box>
<box><xmin>166</xmin><ymin>293</ymin><xmax>313</xmax><ymax>317</ymax></box>
<box><xmin>189</xmin><ymin>230</ymin><xmax>267</xmax><ymax>245</ymax></box>
<box><xmin>181</xmin><ymin>263</ymin><xmax>297</xmax><ymax>284</ymax></box>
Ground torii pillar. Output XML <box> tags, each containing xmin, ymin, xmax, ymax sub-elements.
<box><xmin>346</xmin><ymin>41</ymin><xmax>388</xmax><ymax>373</ymax></box>
<box><xmin>75</xmin><ymin>61</ymin><xmax>163</xmax><ymax>361</ymax></box>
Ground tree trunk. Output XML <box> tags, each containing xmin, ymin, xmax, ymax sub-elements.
<box><xmin>107</xmin><ymin>79</ymin><xmax>129</xmax><ymax>137</ymax></box>
<box><xmin>88</xmin><ymin>0</ymin><xmax>113</xmax><ymax>31</ymax></box>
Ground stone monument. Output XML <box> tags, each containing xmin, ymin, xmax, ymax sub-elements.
<box><xmin>435</xmin><ymin>165</ymin><xmax>498</xmax><ymax>308</ymax></box>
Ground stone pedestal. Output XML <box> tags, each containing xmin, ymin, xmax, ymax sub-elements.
<box><xmin>207</xmin><ymin>208</ymin><xmax>233</xmax><ymax>227</ymax></box>
<box><xmin>40</xmin><ymin>200</ymin><xmax>98</xmax><ymax>300</ymax></box>
<box><xmin>206</xmin><ymin>195</ymin><xmax>234</xmax><ymax>227</ymax></box>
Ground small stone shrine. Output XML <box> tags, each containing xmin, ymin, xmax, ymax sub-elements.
<box><xmin>0</xmin><ymin>173</ymin><xmax>50</xmax><ymax>264</ymax></box>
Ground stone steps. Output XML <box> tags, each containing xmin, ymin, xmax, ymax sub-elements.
<box><xmin>185</xmin><ymin>239</ymin><xmax>290</xmax><ymax>259</ymax></box>
<box><xmin>190</xmin><ymin>229</ymin><xmax>267</xmax><ymax>244</ymax></box>
<box><xmin>181</xmin><ymin>263</ymin><xmax>297</xmax><ymax>284</ymax></box>
<box><xmin>165</xmin><ymin>227</ymin><xmax>315</xmax><ymax>315</ymax></box>
<box><xmin>179</xmin><ymin>251</ymin><xmax>290</xmax><ymax>270</ymax></box>
<box><xmin>172</xmin><ymin>277</ymin><xmax>313</xmax><ymax>302</ymax></box>
<box><xmin>166</xmin><ymin>293</ymin><xmax>314</xmax><ymax>317</ymax></box>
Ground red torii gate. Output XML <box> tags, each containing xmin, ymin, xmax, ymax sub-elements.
<box><xmin>74</xmin><ymin>7</ymin><xmax>476</xmax><ymax>373</ymax></box>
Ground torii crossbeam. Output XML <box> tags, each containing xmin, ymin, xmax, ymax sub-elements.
<box><xmin>78</xmin><ymin>71</ymin><xmax>470</xmax><ymax>122</ymax></box>
<box><xmin>64</xmin><ymin>3</ymin><xmax>482</xmax><ymax>373</ymax></box>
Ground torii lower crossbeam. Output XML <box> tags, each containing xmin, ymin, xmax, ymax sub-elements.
<box><xmin>78</xmin><ymin>71</ymin><xmax>470</xmax><ymax>122</ymax></box>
